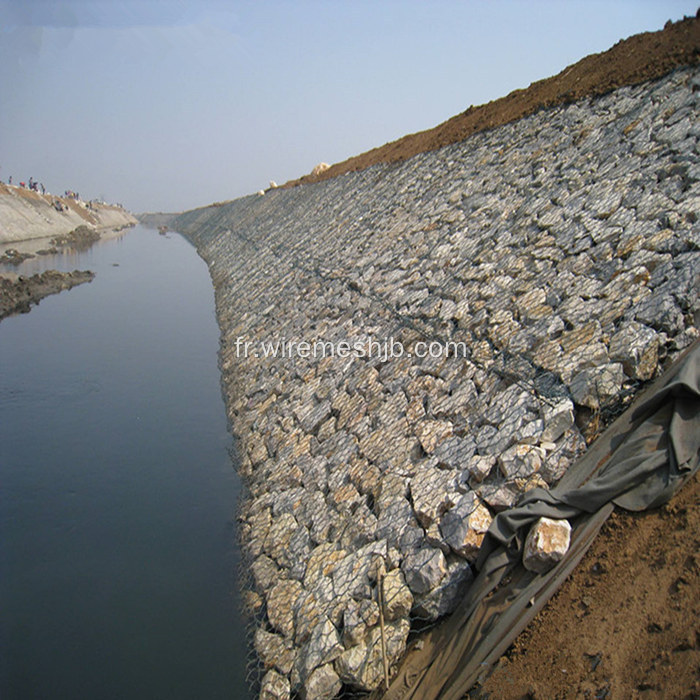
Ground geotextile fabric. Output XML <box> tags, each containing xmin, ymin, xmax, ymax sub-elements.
<box><xmin>384</xmin><ymin>340</ymin><xmax>700</xmax><ymax>700</ymax></box>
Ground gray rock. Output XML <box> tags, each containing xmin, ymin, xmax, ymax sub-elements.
<box><xmin>381</xmin><ymin>568</ymin><xmax>413</xmax><ymax>621</ymax></box>
<box><xmin>300</xmin><ymin>663</ymin><xmax>342</xmax><ymax>700</ymax></box>
<box><xmin>541</xmin><ymin>399</ymin><xmax>574</xmax><ymax>443</ymax></box>
<box><xmin>415</xmin><ymin>419</ymin><xmax>454</xmax><ymax>453</ymax></box>
<box><xmin>264</xmin><ymin>512</ymin><xmax>303</xmax><ymax>569</ymax></box>
<box><xmin>434</xmin><ymin>435</ymin><xmax>477</xmax><ymax>468</ymax></box>
<box><xmin>477</xmin><ymin>481</ymin><xmax>521</xmax><ymax>511</ymax></box>
<box><xmin>540</xmin><ymin>429</ymin><xmax>587</xmax><ymax>485</ymax></box>
<box><xmin>498</xmin><ymin>444</ymin><xmax>546</xmax><ymax>481</ymax></box>
<box><xmin>517</xmin><ymin>418</ymin><xmax>544</xmax><ymax>444</ymax></box>
<box><xmin>298</xmin><ymin>617</ymin><xmax>344</xmax><ymax>680</ymax></box>
<box><xmin>267</xmin><ymin>579</ymin><xmax>304</xmax><ymax>638</ymax></box>
<box><xmin>375</xmin><ymin>497</ymin><xmax>417</xmax><ymax>547</ymax></box>
<box><xmin>608</xmin><ymin>321</ymin><xmax>658</xmax><ymax>380</ymax></box>
<box><xmin>401</xmin><ymin>546</ymin><xmax>447</xmax><ymax>595</ymax></box>
<box><xmin>260</xmin><ymin>668</ymin><xmax>291</xmax><ymax>700</ymax></box>
<box><xmin>412</xmin><ymin>556</ymin><xmax>474</xmax><ymax>620</ymax></box>
<box><xmin>634</xmin><ymin>292</ymin><xmax>685</xmax><ymax>335</ymax></box>
<box><xmin>255</xmin><ymin>627</ymin><xmax>296</xmax><ymax>676</ymax></box>
<box><xmin>569</xmin><ymin>363</ymin><xmax>625</xmax><ymax>410</ymax></box>
<box><xmin>439</xmin><ymin>492</ymin><xmax>493</xmax><ymax>561</ymax></box>
<box><xmin>332</xmin><ymin>540</ymin><xmax>387</xmax><ymax>599</ymax></box>
<box><xmin>410</xmin><ymin>465</ymin><xmax>460</xmax><ymax>527</ymax></box>
<box><xmin>342</xmin><ymin>598</ymin><xmax>379</xmax><ymax>647</ymax></box>
<box><xmin>464</xmin><ymin>454</ymin><xmax>496</xmax><ymax>483</ymax></box>
<box><xmin>334</xmin><ymin>618</ymin><xmax>410</xmax><ymax>691</ymax></box>
<box><xmin>252</xmin><ymin>554</ymin><xmax>283</xmax><ymax>592</ymax></box>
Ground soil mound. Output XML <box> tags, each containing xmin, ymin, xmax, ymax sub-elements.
<box><xmin>476</xmin><ymin>472</ymin><xmax>700</xmax><ymax>699</ymax></box>
<box><xmin>285</xmin><ymin>13</ymin><xmax>700</xmax><ymax>189</ymax></box>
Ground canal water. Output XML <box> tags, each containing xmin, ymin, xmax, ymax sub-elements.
<box><xmin>0</xmin><ymin>226</ymin><xmax>251</xmax><ymax>699</ymax></box>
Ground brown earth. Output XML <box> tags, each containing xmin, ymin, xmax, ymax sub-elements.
<box><xmin>49</xmin><ymin>224</ymin><xmax>101</xmax><ymax>251</ymax></box>
<box><xmin>284</xmin><ymin>12</ymin><xmax>700</xmax><ymax>189</ymax></box>
<box><xmin>474</xmin><ymin>471</ymin><xmax>700</xmax><ymax>700</ymax></box>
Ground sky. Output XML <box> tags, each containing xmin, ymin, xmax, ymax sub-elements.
<box><xmin>1</xmin><ymin>1</ymin><xmax>698</xmax><ymax>214</ymax></box>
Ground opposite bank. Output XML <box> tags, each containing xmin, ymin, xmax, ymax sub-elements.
<box><xmin>172</xmin><ymin>66</ymin><xmax>699</xmax><ymax>699</ymax></box>
<box><xmin>0</xmin><ymin>183</ymin><xmax>136</xmax><ymax>244</ymax></box>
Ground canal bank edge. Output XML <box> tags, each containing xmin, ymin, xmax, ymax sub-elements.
<box><xmin>171</xmin><ymin>58</ymin><xmax>699</xmax><ymax>698</ymax></box>
<box><xmin>0</xmin><ymin>184</ymin><xmax>137</xmax><ymax>246</ymax></box>
<box><xmin>0</xmin><ymin>187</ymin><xmax>137</xmax><ymax>319</ymax></box>
<box><xmin>0</xmin><ymin>270</ymin><xmax>96</xmax><ymax>322</ymax></box>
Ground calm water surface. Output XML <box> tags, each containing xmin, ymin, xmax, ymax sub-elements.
<box><xmin>0</xmin><ymin>226</ymin><xmax>250</xmax><ymax>699</ymax></box>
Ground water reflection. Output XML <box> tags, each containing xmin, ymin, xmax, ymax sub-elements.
<box><xmin>0</xmin><ymin>226</ymin><xmax>250</xmax><ymax>699</ymax></box>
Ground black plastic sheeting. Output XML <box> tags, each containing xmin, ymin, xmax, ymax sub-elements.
<box><xmin>384</xmin><ymin>340</ymin><xmax>700</xmax><ymax>700</ymax></box>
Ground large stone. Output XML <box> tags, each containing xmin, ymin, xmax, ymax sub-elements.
<box><xmin>401</xmin><ymin>546</ymin><xmax>447</xmax><ymax>595</ymax></box>
<box><xmin>375</xmin><ymin>497</ymin><xmax>417</xmax><ymax>547</ymax></box>
<box><xmin>412</xmin><ymin>556</ymin><xmax>474</xmax><ymax>620</ymax></box>
<box><xmin>332</xmin><ymin>391</ymin><xmax>366</xmax><ymax>430</ymax></box>
<box><xmin>439</xmin><ymin>492</ymin><xmax>493</xmax><ymax>561</ymax></box>
<box><xmin>332</xmin><ymin>540</ymin><xmax>387</xmax><ymax>599</ymax></box>
<box><xmin>264</xmin><ymin>513</ymin><xmax>301</xmax><ymax>568</ymax></box>
<box><xmin>360</xmin><ymin>425</ymin><xmax>416</xmax><ymax>464</ymax></box>
<box><xmin>294</xmin><ymin>589</ymin><xmax>327</xmax><ymax>645</ymax></box>
<box><xmin>342</xmin><ymin>598</ymin><xmax>379</xmax><ymax>647</ymax></box>
<box><xmin>268</xmin><ymin>579</ymin><xmax>304</xmax><ymax>638</ymax></box>
<box><xmin>433</xmin><ymin>435</ymin><xmax>477</xmax><ymax>469</ymax></box>
<box><xmin>415</xmin><ymin>419</ymin><xmax>454</xmax><ymax>454</ymax></box>
<box><xmin>634</xmin><ymin>293</ymin><xmax>685</xmax><ymax>335</ymax></box>
<box><xmin>255</xmin><ymin>627</ymin><xmax>296</xmax><ymax>675</ymax></box>
<box><xmin>517</xmin><ymin>418</ymin><xmax>544</xmax><ymax>444</ymax></box>
<box><xmin>335</xmin><ymin>643</ymin><xmax>383</xmax><ymax>692</ymax></box>
<box><xmin>464</xmin><ymin>454</ymin><xmax>496</xmax><ymax>483</ymax></box>
<box><xmin>301</xmin><ymin>663</ymin><xmax>342</xmax><ymax>700</ymax></box>
<box><xmin>381</xmin><ymin>568</ymin><xmax>414</xmax><ymax>621</ymax></box>
<box><xmin>298</xmin><ymin>617</ymin><xmax>344</xmax><ymax>680</ymax></box>
<box><xmin>260</xmin><ymin>668</ymin><xmax>291</xmax><ymax>700</ymax></box>
<box><xmin>541</xmin><ymin>398</ymin><xmax>574</xmax><ymax>443</ymax></box>
<box><xmin>252</xmin><ymin>554</ymin><xmax>282</xmax><ymax>592</ymax></box>
<box><xmin>557</xmin><ymin>341</ymin><xmax>609</xmax><ymax>384</ymax></box>
<box><xmin>477</xmin><ymin>481</ymin><xmax>520</xmax><ymax>511</ymax></box>
<box><xmin>608</xmin><ymin>322</ymin><xmax>658</xmax><ymax>380</ymax></box>
<box><xmin>334</xmin><ymin>618</ymin><xmax>410</xmax><ymax>691</ymax></box>
<box><xmin>498</xmin><ymin>444</ymin><xmax>545</xmax><ymax>481</ymax></box>
<box><xmin>303</xmin><ymin>544</ymin><xmax>347</xmax><ymax>588</ymax></box>
<box><xmin>410</xmin><ymin>465</ymin><xmax>460</xmax><ymax>527</ymax></box>
<box><xmin>569</xmin><ymin>363</ymin><xmax>625</xmax><ymax>410</ymax></box>
<box><xmin>522</xmin><ymin>517</ymin><xmax>572</xmax><ymax>573</ymax></box>
<box><xmin>540</xmin><ymin>429</ymin><xmax>587</xmax><ymax>485</ymax></box>
<box><xmin>330</xmin><ymin>482</ymin><xmax>364</xmax><ymax>513</ymax></box>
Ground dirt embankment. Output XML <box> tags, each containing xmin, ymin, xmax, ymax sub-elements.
<box><xmin>285</xmin><ymin>13</ymin><xmax>700</xmax><ymax>189</ymax></box>
<box><xmin>0</xmin><ymin>270</ymin><xmax>95</xmax><ymax>321</ymax></box>
<box><xmin>0</xmin><ymin>183</ymin><xmax>137</xmax><ymax>244</ymax></box>
<box><xmin>475</xmin><ymin>471</ymin><xmax>700</xmax><ymax>700</ymax></box>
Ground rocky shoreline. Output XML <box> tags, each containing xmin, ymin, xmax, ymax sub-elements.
<box><xmin>0</xmin><ymin>269</ymin><xmax>95</xmax><ymax>321</ymax></box>
<box><xmin>171</xmin><ymin>64</ymin><xmax>699</xmax><ymax>699</ymax></box>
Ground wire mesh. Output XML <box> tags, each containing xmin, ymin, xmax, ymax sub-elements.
<box><xmin>174</xmin><ymin>65</ymin><xmax>700</xmax><ymax>698</ymax></box>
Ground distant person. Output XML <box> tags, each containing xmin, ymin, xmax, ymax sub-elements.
<box><xmin>8</xmin><ymin>176</ymin><xmax>11</xmax><ymax>184</ymax></box>
<box><xmin>40</xmin><ymin>183</ymin><xmax>45</xmax><ymax>194</ymax></box>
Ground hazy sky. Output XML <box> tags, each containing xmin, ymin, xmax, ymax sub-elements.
<box><xmin>1</xmin><ymin>1</ymin><xmax>697</xmax><ymax>213</ymax></box>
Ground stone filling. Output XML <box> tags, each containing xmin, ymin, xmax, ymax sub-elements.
<box><xmin>173</xmin><ymin>66</ymin><xmax>700</xmax><ymax>697</ymax></box>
